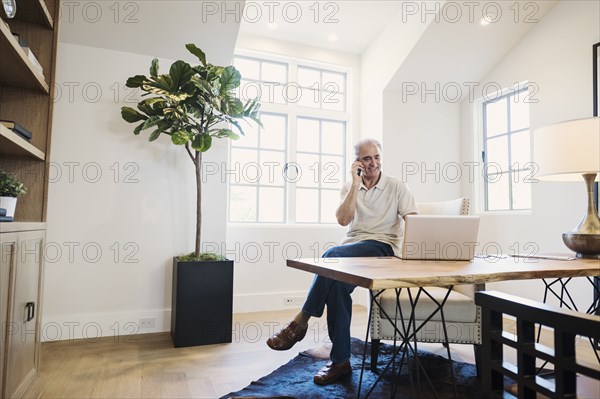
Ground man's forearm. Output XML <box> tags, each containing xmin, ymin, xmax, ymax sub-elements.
<box><xmin>336</xmin><ymin>183</ymin><xmax>360</xmax><ymax>226</ymax></box>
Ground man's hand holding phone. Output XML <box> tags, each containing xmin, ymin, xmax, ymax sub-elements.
<box><xmin>351</xmin><ymin>160</ymin><xmax>364</xmax><ymax>184</ymax></box>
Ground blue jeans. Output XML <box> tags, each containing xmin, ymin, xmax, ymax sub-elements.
<box><xmin>301</xmin><ymin>240</ymin><xmax>394</xmax><ymax>363</ymax></box>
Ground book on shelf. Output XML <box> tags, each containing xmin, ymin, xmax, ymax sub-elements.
<box><xmin>21</xmin><ymin>47</ymin><xmax>44</xmax><ymax>75</ymax></box>
<box><xmin>6</xmin><ymin>29</ymin><xmax>42</xmax><ymax>75</ymax></box>
<box><xmin>11</xmin><ymin>32</ymin><xmax>29</xmax><ymax>48</ymax></box>
<box><xmin>0</xmin><ymin>120</ymin><xmax>33</xmax><ymax>141</ymax></box>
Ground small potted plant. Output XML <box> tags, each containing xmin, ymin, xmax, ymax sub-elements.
<box><xmin>0</xmin><ymin>169</ymin><xmax>27</xmax><ymax>221</ymax></box>
<box><xmin>121</xmin><ymin>44</ymin><xmax>261</xmax><ymax>347</ymax></box>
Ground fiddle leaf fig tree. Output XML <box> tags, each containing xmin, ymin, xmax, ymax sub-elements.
<box><xmin>121</xmin><ymin>44</ymin><xmax>261</xmax><ymax>260</ymax></box>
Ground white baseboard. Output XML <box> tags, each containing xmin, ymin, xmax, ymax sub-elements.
<box><xmin>40</xmin><ymin>289</ymin><xmax>370</xmax><ymax>342</ymax></box>
<box><xmin>40</xmin><ymin>309</ymin><xmax>170</xmax><ymax>342</ymax></box>
<box><xmin>233</xmin><ymin>288</ymin><xmax>370</xmax><ymax>313</ymax></box>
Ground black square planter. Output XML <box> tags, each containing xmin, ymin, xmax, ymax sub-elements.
<box><xmin>171</xmin><ymin>258</ymin><xmax>234</xmax><ymax>347</ymax></box>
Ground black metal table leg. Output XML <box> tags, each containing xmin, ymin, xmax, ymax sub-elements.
<box><xmin>358</xmin><ymin>286</ymin><xmax>456</xmax><ymax>399</ymax></box>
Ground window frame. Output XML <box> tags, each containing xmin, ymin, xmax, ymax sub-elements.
<box><xmin>228</xmin><ymin>111</ymin><xmax>289</xmax><ymax>224</ymax></box>
<box><xmin>228</xmin><ymin>50</ymin><xmax>352</xmax><ymax>225</ymax></box>
<box><xmin>479</xmin><ymin>81</ymin><xmax>532</xmax><ymax>213</ymax></box>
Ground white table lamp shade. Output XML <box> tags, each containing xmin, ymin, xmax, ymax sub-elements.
<box><xmin>533</xmin><ymin>117</ymin><xmax>600</xmax><ymax>181</ymax></box>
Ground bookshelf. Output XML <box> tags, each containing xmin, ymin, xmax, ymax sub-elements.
<box><xmin>0</xmin><ymin>19</ymin><xmax>49</xmax><ymax>92</ymax></box>
<box><xmin>10</xmin><ymin>0</ymin><xmax>54</xmax><ymax>28</ymax></box>
<box><xmin>0</xmin><ymin>124</ymin><xmax>45</xmax><ymax>160</ymax></box>
<box><xmin>0</xmin><ymin>0</ymin><xmax>58</xmax><ymax>223</ymax></box>
<box><xmin>0</xmin><ymin>0</ymin><xmax>59</xmax><ymax>397</ymax></box>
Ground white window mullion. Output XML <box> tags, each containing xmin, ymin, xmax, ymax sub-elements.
<box><xmin>286</xmin><ymin>61</ymin><xmax>298</xmax><ymax>224</ymax></box>
<box><xmin>288</xmin><ymin>111</ymin><xmax>298</xmax><ymax>224</ymax></box>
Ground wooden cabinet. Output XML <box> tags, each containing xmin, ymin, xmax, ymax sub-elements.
<box><xmin>1</xmin><ymin>228</ymin><xmax>45</xmax><ymax>398</ymax></box>
<box><xmin>1</xmin><ymin>0</ymin><xmax>59</xmax><ymax>397</ymax></box>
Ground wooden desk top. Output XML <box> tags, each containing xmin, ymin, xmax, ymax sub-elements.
<box><xmin>287</xmin><ymin>256</ymin><xmax>600</xmax><ymax>290</ymax></box>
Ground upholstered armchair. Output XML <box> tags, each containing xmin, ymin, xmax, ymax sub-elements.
<box><xmin>369</xmin><ymin>198</ymin><xmax>483</xmax><ymax>373</ymax></box>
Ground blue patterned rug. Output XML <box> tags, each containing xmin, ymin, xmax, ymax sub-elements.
<box><xmin>221</xmin><ymin>337</ymin><xmax>483</xmax><ymax>399</ymax></box>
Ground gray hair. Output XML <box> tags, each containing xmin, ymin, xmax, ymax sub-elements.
<box><xmin>354</xmin><ymin>138</ymin><xmax>382</xmax><ymax>159</ymax></box>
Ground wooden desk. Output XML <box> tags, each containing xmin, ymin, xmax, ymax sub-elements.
<box><xmin>287</xmin><ymin>256</ymin><xmax>599</xmax><ymax>399</ymax></box>
<box><xmin>287</xmin><ymin>256</ymin><xmax>599</xmax><ymax>289</ymax></box>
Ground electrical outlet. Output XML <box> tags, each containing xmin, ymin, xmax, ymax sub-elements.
<box><xmin>283</xmin><ymin>297</ymin><xmax>304</xmax><ymax>306</ymax></box>
<box><xmin>139</xmin><ymin>317</ymin><xmax>155</xmax><ymax>329</ymax></box>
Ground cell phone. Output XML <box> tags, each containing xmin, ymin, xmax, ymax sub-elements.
<box><xmin>356</xmin><ymin>159</ymin><xmax>361</xmax><ymax>176</ymax></box>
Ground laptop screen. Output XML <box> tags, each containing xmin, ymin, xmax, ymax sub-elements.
<box><xmin>401</xmin><ymin>215</ymin><xmax>480</xmax><ymax>261</ymax></box>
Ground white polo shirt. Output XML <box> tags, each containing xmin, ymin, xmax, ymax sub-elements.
<box><xmin>340</xmin><ymin>173</ymin><xmax>417</xmax><ymax>255</ymax></box>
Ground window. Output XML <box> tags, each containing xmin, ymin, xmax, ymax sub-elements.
<box><xmin>297</xmin><ymin>67</ymin><xmax>346</xmax><ymax>112</ymax></box>
<box><xmin>229</xmin><ymin>112</ymin><xmax>288</xmax><ymax>223</ymax></box>
<box><xmin>229</xmin><ymin>53</ymin><xmax>350</xmax><ymax>224</ymax></box>
<box><xmin>295</xmin><ymin>117</ymin><xmax>346</xmax><ymax>224</ymax></box>
<box><xmin>482</xmin><ymin>84</ymin><xmax>532</xmax><ymax>211</ymax></box>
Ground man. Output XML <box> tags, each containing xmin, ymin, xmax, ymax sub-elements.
<box><xmin>266</xmin><ymin>138</ymin><xmax>417</xmax><ymax>385</ymax></box>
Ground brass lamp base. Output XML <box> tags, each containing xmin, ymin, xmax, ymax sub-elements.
<box><xmin>562</xmin><ymin>233</ymin><xmax>600</xmax><ymax>259</ymax></box>
<box><xmin>562</xmin><ymin>173</ymin><xmax>600</xmax><ymax>259</ymax></box>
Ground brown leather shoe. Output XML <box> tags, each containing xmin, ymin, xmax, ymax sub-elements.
<box><xmin>266</xmin><ymin>321</ymin><xmax>308</xmax><ymax>351</ymax></box>
<box><xmin>313</xmin><ymin>360</ymin><xmax>352</xmax><ymax>385</ymax></box>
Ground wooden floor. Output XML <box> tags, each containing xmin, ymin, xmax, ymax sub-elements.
<box><xmin>26</xmin><ymin>306</ymin><xmax>598</xmax><ymax>398</ymax></box>
<box><xmin>27</xmin><ymin>306</ymin><xmax>471</xmax><ymax>398</ymax></box>
<box><xmin>29</xmin><ymin>306</ymin><xmax>368</xmax><ymax>398</ymax></box>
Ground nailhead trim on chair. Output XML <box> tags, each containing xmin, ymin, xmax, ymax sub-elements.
<box><xmin>370</xmin><ymin>307</ymin><xmax>483</xmax><ymax>344</ymax></box>
<box><xmin>370</xmin><ymin>290</ymin><xmax>382</xmax><ymax>337</ymax></box>
<box><xmin>461</xmin><ymin>198</ymin><xmax>470</xmax><ymax>215</ymax></box>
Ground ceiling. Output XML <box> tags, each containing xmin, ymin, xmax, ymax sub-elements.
<box><xmin>58</xmin><ymin>0</ymin><xmax>560</xmax><ymax>96</ymax></box>
<box><xmin>58</xmin><ymin>1</ymin><xmax>244</xmax><ymax>64</ymax></box>
<box><xmin>57</xmin><ymin>0</ymin><xmax>401</xmax><ymax>62</ymax></box>
<box><xmin>238</xmin><ymin>1</ymin><xmax>406</xmax><ymax>54</ymax></box>
<box><xmin>238</xmin><ymin>0</ymin><xmax>560</xmax><ymax>100</ymax></box>
<box><xmin>385</xmin><ymin>0</ymin><xmax>559</xmax><ymax>92</ymax></box>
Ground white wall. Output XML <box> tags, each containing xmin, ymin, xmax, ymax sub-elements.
<box><xmin>44</xmin><ymin>43</ymin><xmax>233</xmax><ymax>340</ymax></box>
<box><xmin>227</xmin><ymin>225</ymin><xmax>350</xmax><ymax>312</ymax></box>
<box><xmin>44</xmin><ymin>2</ymin><xmax>242</xmax><ymax>340</ymax></box>
<box><xmin>460</xmin><ymin>0</ymin><xmax>600</xmax><ymax>307</ymax></box>
<box><xmin>360</xmin><ymin>7</ymin><xmax>434</xmax><ymax>140</ymax></box>
<box><xmin>382</xmin><ymin>93</ymin><xmax>462</xmax><ymax>201</ymax></box>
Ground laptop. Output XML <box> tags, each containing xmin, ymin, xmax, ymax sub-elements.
<box><xmin>400</xmin><ymin>215</ymin><xmax>480</xmax><ymax>261</ymax></box>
